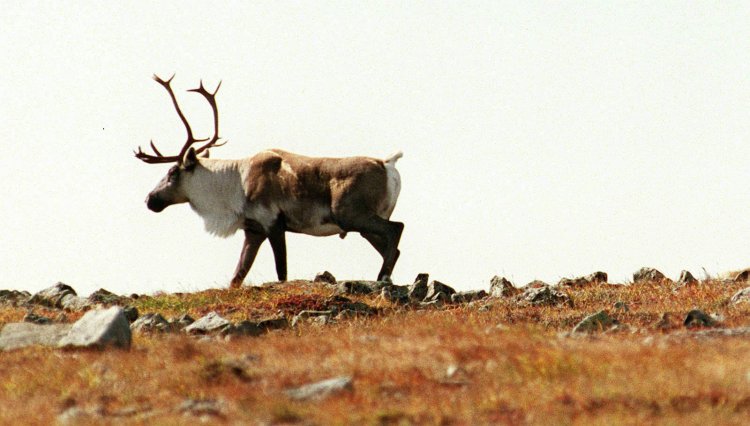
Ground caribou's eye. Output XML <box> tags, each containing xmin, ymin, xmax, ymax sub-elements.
<box><xmin>167</xmin><ymin>166</ymin><xmax>179</xmax><ymax>182</ymax></box>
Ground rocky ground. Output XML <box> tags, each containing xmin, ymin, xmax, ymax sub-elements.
<box><xmin>2</xmin><ymin>267</ymin><xmax>750</xmax><ymax>424</ymax></box>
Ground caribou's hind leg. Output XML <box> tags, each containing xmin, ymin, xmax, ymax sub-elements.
<box><xmin>339</xmin><ymin>215</ymin><xmax>403</xmax><ymax>281</ymax></box>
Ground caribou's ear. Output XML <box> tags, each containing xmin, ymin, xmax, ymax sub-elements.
<box><xmin>183</xmin><ymin>148</ymin><xmax>198</xmax><ymax>171</ymax></box>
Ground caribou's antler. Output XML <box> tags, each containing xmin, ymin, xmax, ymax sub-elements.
<box><xmin>134</xmin><ymin>75</ymin><xmax>224</xmax><ymax>164</ymax></box>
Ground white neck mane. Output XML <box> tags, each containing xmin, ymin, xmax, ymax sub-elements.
<box><xmin>182</xmin><ymin>159</ymin><xmax>246</xmax><ymax>238</ymax></box>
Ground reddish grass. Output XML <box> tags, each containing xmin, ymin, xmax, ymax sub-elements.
<box><xmin>1</xmin><ymin>279</ymin><xmax>750</xmax><ymax>424</ymax></box>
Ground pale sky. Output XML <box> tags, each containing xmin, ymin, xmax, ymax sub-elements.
<box><xmin>2</xmin><ymin>2</ymin><xmax>750</xmax><ymax>295</ymax></box>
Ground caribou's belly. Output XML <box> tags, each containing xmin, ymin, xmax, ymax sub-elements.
<box><xmin>283</xmin><ymin>203</ymin><xmax>342</xmax><ymax>236</ymax></box>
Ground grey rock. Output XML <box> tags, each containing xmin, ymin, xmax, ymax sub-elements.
<box><xmin>380</xmin><ymin>284</ymin><xmax>410</xmax><ymax>304</ymax></box>
<box><xmin>131</xmin><ymin>313</ymin><xmax>171</xmax><ymax>333</ymax></box>
<box><xmin>0</xmin><ymin>323</ymin><xmax>72</xmax><ymax>351</ymax></box>
<box><xmin>28</xmin><ymin>282</ymin><xmax>77</xmax><ymax>309</ymax></box>
<box><xmin>323</xmin><ymin>295</ymin><xmax>376</xmax><ymax>316</ymax></box>
<box><xmin>184</xmin><ymin>312</ymin><xmax>231</xmax><ymax>335</ymax></box>
<box><xmin>0</xmin><ymin>289</ymin><xmax>31</xmax><ymax>306</ymax></box>
<box><xmin>172</xmin><ymin>314</ymin><xmax>195</xmax><ymax>328</ymax></box>
<box><xmin>451</xmin><ymin>290</ymin><xmax>488</xmax><ymax>304</ymax></box>
<box><xmin>517</xmin><ymin>285</ymin><xmax>573</xmax><ymax>307</ymax></box>
<box><xmin>633</xmin><ymin>267</ymin><xmax>668</xmax><ymax>284</ymax></box>
<box><xmin>734</xmin><ymin>269</ymin><xmax>750</xmax><ymax>282</ymax></box>
<box><xmin>677</xmin><ymin>270</ymin><xmax>698</xmax><ymax>286</ymax></box>
<box><xmin>684</xmin><ymin>309</ymin><xmax>717</xmax><ymax>328</ymax></box>
<box><xmin>489</xmin><ymin>276</ymin><xmax>518</xmax><ymax>297</ymax></box>
<box><xmin>336</xmin><ymin>280</ymin><xmax>388</xmax><ymax>295</ymax></box>
<box><xmin>230</xmin><ymin>321</ymin><xmax>263</xmax><ymax>336</ymax></box>
<box><xmin>408</xmin><ymin>273</ymin><xmax>430</xmax><ymax>301</ymax></box>
<box><xmin>730</xmin><ymin>287</ymin><xmax>750</xmax><ymax>305</ymax></box>
<box><xmin>58</xmin><ymin>306</ymin><xmax>132</xmax><ymax>349</ymax></box>
<box><xmin>285</xmin><ymin>376</ymin><xmax>353</xmax><ymax>401</ymax></box>
<box><xmin>558</xmin><ymin>271</ymin><xmax>608</xmax><ymax>287</ymax></box>
<box><xmin>178</xmin><ymin>399</ymin><xmax>224</xmax><ymax>418</ymax></box>
<box><xmin>88</xmin><ymin>288</ymin><xmax>128</xmax><ymax>305</ymax></box>
<box><xmin>424</xmin><ymin>281</ymin><xmax>456</xmax><ymax>303</ymax></box>
<box><xmin>313</xmin><ymin>271</ymin><xmax>337</xmax><ymax>284</ymax></box>
<box><xmin>291</xmin><ymin>310</ymin><xmax>334</xmax><ymax>327</ymax></box>
<box><xmin>572</xmin><ymin>310</ymin><xmax>618</xmax><ymax>333</ymax></box>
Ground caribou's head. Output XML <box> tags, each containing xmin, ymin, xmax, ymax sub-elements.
<box><xmin>134</xmin><ymin>74</ymin><xmax>224</xmax><ymax>213</ymax></box>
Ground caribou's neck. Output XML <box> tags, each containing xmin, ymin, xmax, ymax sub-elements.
<box><xmin>183</xmin><ymin>159</ymin><xmax>246</xmax><ymax>238</ymax></box>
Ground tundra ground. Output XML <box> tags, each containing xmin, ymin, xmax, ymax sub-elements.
<box><xmin>2</xmin><ymin>279</ymin><xmax>750</xmax><ymax>425</ymax></box>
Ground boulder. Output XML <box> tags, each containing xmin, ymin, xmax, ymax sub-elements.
<box><xmin>28</xmin><ymin>283</ymin><xmax>91</xmax><ymax>311</ymax></box>
<box><xmin>572</xmin><ymin>310</ymin><xmax>618</xmax><ymax>333</ymax></box>
<box><xmin>58</xmin><ymin>306</ymin><xmax>132</xmax><ymax>350</ymax></box>
<box><xmin>0</xmin><ymin>323</ymin><xmax>72</xmax><ymax>351</ymax></box>
<box><xmin>558</xmin><ymin>271</ymin><xmax>608</xmax><ymax>287</ymax></box>
<box><xmin>313</xmin><ymin>271</ymin><xmax>337</xmax><ymax>284</ymax></box>
<box><xmin>379</xmin><ymin>285</ymin><xmax>410</xmax><ymax>304</ymax></box>
<box><xmin>516</xmin><ymin>285</ymin><xmax>573</xmax><ymax>307</ymax></box>
<box><xmin>633</xmin><ymin>267</ymin><xmax>668</xmax><ymax>284</ymax></box>
<box><xmin>489</xmin><ymin>276</ymin><xmax>518</xmax><ymax>297</ymax></box>
<box><xmin>184</xmin><ymin>312</ymin><xmax>231</xmax><ymax>335</ymax></box>
<box><xmin>285</xmin><ymin>376</ymin><xmax>353</xmax><ymax>401</ymax></box>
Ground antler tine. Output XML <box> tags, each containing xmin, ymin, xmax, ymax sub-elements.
<box><xmin>187</xmin><ymin>79</ymin><xmax>224</xmax><ymax>156</ymax></box>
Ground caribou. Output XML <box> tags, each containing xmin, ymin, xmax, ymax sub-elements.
<box><xmin>135</xmin><ymin>75</ymin><xmax>404</xmax><ymax>288</ymax></box>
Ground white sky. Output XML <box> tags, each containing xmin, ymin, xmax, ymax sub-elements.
<box><xmin>2</xmin><ymin>2</ymin><xmax>750</xmax><ymax>295</ymax></box>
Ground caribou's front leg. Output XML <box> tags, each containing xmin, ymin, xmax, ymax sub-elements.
<box><xmin>267</xmin><ymin>217</ymin><xmax>287</xmax><ymax>281</ymax></box>
<box><xmin>229</xmin><ymin>225</ymin><xmax>266</xmax><ymax>288</ymax></box>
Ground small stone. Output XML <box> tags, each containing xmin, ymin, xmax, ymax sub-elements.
<box><xmin>336</xmin><ymin>280</ymin><xmax>388</xmax><ymax>295</ymax></box>
<box><xmin>572</xmin><ymin>310</ymin><xmax>618</xmax><ymax>333</ymax></box>
<box><xmin>489</xmin><ymin>276</ymin><xmax>518</xmax><ymax>297</ymax></box>
<box><xmin>130</xmin><ymin>313</ymin><xmax>171</xmax><ymax>333</ymax></box>
<box><xmin>730</xmin><ymin>287</ymin><xmax>750</xmax><ymax>305</ymax></box>
<box><xmin>677</xmin><ymin>270</ymin><xmax>698</xmax><ymax>286</ymax></box>
<box><xmin>184</xmin><ymin>312</ymin><xmax>231</xmax><ymax>335</ymax></box>
<box><xmin>633</xmin><ymin>267</ymin><xmax>668</xmax><ymax>284</ymax></box>
<box><xmin>284</xmin><ymin>376</ymin><xmax>353</xmax><ymax>401</ymax></box>
<box><xmin>684</xmin><ymin>309</ymin><xmax>717</xmax><ymax>328</ymax></box>
<box><xmin>58</xmin><ymin>306</ymin><xmax>132</xmax><ymax>350</ymax></box>
<box><xmin>313</xmin><ymin>271</ymin><xmax>337</xmax><ymax>284</ymax></box>
<box><xmin>516</xmin><ymin>285</ymin><xmax>573</xmax><ymax>307</ymax></box>
<box><xmin>424</xmin><ymin>281</ymin><xmax>456</xmax><ymax>303</ymax></box>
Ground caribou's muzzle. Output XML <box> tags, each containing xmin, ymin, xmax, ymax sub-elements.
<box><xmin>146</xmin><ymin>194</ymin><xmax>167</xmax><ymax>212</ymax></box>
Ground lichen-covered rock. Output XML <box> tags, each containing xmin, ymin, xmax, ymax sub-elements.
<box><xmin>489</xmin><ymin>276</ymin><xmax>518</xmax><ymax>297</ymax></box>
<box><xmin>572</xmin><ymin>310</ymin><xmax>618</xmax><ymax>333</ymax></box>
<box><xmin>58</xmin><ymin>306</ymin><xmax>132</xmax><ymax>350</ymax></box>
<box><xmin>380</xmin><ymin>284</ymin><xmax>410</xmax><ymax>304</ymax></box>
<box><xmin>424</xmin><ymin>281</ymin><xmax>456</xmax><ymax>303</ymax></box>
<box><xmin>451</xmin><ymin>290</ymin><xmax>488</xmax><ymax>304</ymax></box>
<box><xmin>184</xmin><ymin>312</ymin><xmax>231</xmax><ymax>335</ymax></box>
<box><xmin>88</xmin><ymin>288</ymin><xmax>129</xmax><ymax>305</ymax></box>
<box><xmin>285</xmin><ymin>376</ymin><xmax>353</xmax><ymax>401</ymax></box>
<box><xmin>313</xmin><ymin>271</ymin><xmax>337</xmax><ymax>284</ymax></box>
<box><xmin>0</xmin><ymin>290</ymin><xmax>31</xmax><ymax>306</ymax></box>
<box><xmin>336</xmin><ymin>280</ymin><xmax>388</xmax><ymax>295</ymax></box>
<box><xmin>558</xmin><ymin>271</ymin><xmax>608</xmax><ymax>287</ymax></box>
<box><xmin>517</xmin><ymin>285</ymin><xmax>573</xmax><ymax>307</ymax></box>
<box><xmin>131</xmin><ymin>313</ymin><xmax>171</xmax><ymax>333</ymax></box>
<box><xmin>633</xmin><ymin>267</ymin><xmax>668</xmax><ymax>284</ymax></box>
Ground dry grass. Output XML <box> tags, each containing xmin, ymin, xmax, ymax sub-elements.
<box><xmin>2</xmin><ymin>279</ymin><xmax>750</xmax><ymax>424</ymax></box>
